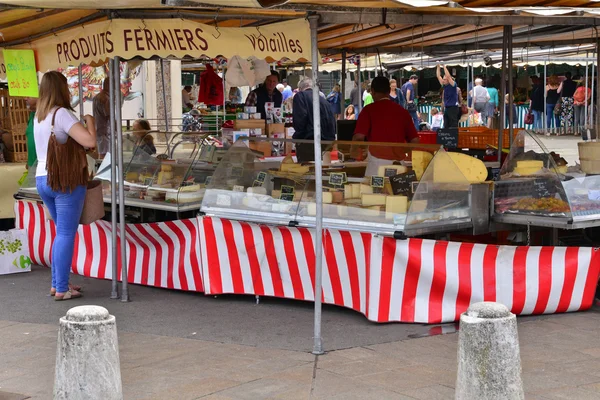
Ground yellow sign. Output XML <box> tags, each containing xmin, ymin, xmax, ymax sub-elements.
<box><xmin>14</xmin><ymin>18</ymin><xmax>311</xmax><ymax>72</ymax></box>
<box><xmin>3</xmin><ymin>49</ymin><xmax>38</xmax><ymax>97</ymax></box>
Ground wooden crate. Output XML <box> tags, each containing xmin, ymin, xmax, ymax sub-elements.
<box><xmin>0</xmin><ymin>89</ymin><xmax>29</xmax><ymax>163</ymax></box>
<box><xmin>458</xmin><ymin>128</ymin><xmax>498</xmax><ymax>149</ymax></box>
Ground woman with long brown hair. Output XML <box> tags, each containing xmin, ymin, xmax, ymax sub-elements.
<box><xmin>546</xmin><ymin>74</ymin><xmax>561</xmax><ymax>132</ymax></box>
<box><xmin>34</xmin><ymin>71</ymin><xmax>97</xmax><ymax>301</ymax></box>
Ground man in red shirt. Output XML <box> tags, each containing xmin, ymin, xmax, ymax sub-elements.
<box><xmin>353</xmin><ymin>76</ymin><xmax>419</xmax><ymax>175</ymax></box>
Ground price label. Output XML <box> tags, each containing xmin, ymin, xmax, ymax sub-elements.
<box><xmin>533</xmin><ymin>178</ymin><xmax>556</xmax><ymax>199</ymax></box>
<box><xmin>329</xmin><ymin>172</ymin><xmax>345</xmax><ymax>186</ymax></box>
<box><xmin>281</xmin><ymin>185</ymin><xmax>295</xmax><ymax>194</ymax></box>
<box><xmin>384</xmin><ymin>168</ymin><xmax>398</xmax><ymax>177</ymax></box>
<box><xmin>389</xmin><ymin>170</ymin><xmax>418</xmax><ymax>197</ymax></box>
<box><xmin>230</xmin><ymin>167</ymin><xmax>244</xmax><ymax>178</ymax></box>
<box><xmin>280</xmin><ymin>193</ymin><xmax>295</xmax><ymax>202</ymax></box>
<box><xmin>370</xmin><ymin>176</ymin><xmax>385</xmax><ymax>188</ymax></box>
<box><xmin>256</xmin><ymin>171</ymin><xmax>267</xmax><ymax>183</ymax></box>
<box><xmin>143</xmin><ymin>177</ymin><xmax>154</xmax><ymax>186</ymax></box>
<box><xmin>252</xmin><ymin>180</ymin><xmax>263</xmax><ymax>187</ymax></box>
<box><xmin>205</xmin><ymin>176</ymin><xmax>212</xmax><ymax>186</ymax></box>
<box><xmin>233</xmin><ymin>185</ymin><xmax>245</xmax><ymax>192</ymax></box>
<box><xmin>436</xmin><ymin>128</ymin><xmax>459</xmax><ymax>148</ymax></box>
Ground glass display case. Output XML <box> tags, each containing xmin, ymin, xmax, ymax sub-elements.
<box><xmin>201</xmin><ymin>137</ymin><xmax>482</xmax><ymax>236</ymax></box>
<box><xmin>16</xmin><ymin>131</ymin><xmax>220</xmax><ymax>220</ymax></box>
<box><xmin>493</xmin><ymin>130</ymin><xmax>600</xmax><ymax>229</ymax></box>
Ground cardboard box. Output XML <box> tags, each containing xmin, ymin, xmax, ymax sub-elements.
<box><xmin>266</xmin><ymin>123</ymin><xmax>285</xmax><ymax>137</ymax></box>
<box><xmin>234</xmin><ymin>119</ymin><xmax>266</xmax><ymax>131</ymax></box>
<box><xmin>249</xmin><ymin>141</ymin><xmax>272</xmax><ymax>157</ymax></box>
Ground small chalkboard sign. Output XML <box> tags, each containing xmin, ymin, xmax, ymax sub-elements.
<box><xmin>233</xmin><ymin>185</ymin><xmax>245</xmax><ymax>192</ymax></box>
<box><xmin>437</xmin><ymin>128</ymin><xmax>459</xmax><ymax>148</ymax></box>
<box><xmin>281</xmin><ymin>185</ymin><xmax>295</xmax><ymax>194</ymax></box>
<box><xmin>205</xmin><ymin>176</ymin><xmax>212</xmax><ymax>186</ymax></box>
<box><xmin>256</xmin><ymin>171</ymin><xmax>267</xmax><ymax>183</ymax></box>
<box><xmin>533</xmin><ymin>178</ymin><xmax>555</xmax><ymax>199</ymax></box>
<box><xmin>252</xmin><ymin>180</ymin><xmax>263</xmax><ymax>187</ymax></box>
<box><xmin>370</xmin><ymin>176</ymin><xmax>385</xmax><ymax>188</ymax></box>
<box><xmin>389</xmin><ymin>170</ymin><xmax>418</xmax><ymax>197</ymax></box>
<box><xmin>329</xmin><ymin>172</ymin><xmax>345</xmax><ymax>186</ymax></box>
<box><xmin>143</xmin><ymin>177</ymin><xmax>154</xmax><ymax>186</ymax></box>
<box><xmin>280</xmin><ymin>193</ymin><xmax>295</xmax><ymax>202</ymax></box>
<box><xmin>384</xmin><ymin>168</ymin><xmax>398</xmax><ymax>177</ymax></box>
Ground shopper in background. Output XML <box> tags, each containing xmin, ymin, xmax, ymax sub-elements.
<box><xmin>430</xmin><ymin>108</ymin><xmax>443</xmax><ymax>132</ymax></box>
<box><xmin>363</xmin><ymin>84</ymin><xmax>374</xmax><ymax>106</ymax></box>
<box><xmin>245</xmin><ymin>70</ymin><xmax>283</xmax><ymax>119</ymax></box>
<box><xmin>486</xmin><ymin>78</ymin><xmax>499</xmax><ymax>129</ymax></box>
<box><xmin>35</xmin><ymin>71</ymin><xmax>97</xmax><ymax>301</ymax></box>
<box><xmin>529</xmin><ymin>76</ymin><xmax>545</xmax><ymax>131</ymax></box>
<box><xmin>558</xmin><ymin>72</ymin><xmax>577</xmax><ymax>133</ymax></box>
<box><xmin>546</xmin><ymin>75</ymin><xmax>561</xmax><ymax>133</ymax></box>
<box><xmin>389</xmin><ymin>79</ymin><xmax>406</xmax><ymax>108</ymax></box>
<box><xmin>132</xmin><ymin>119</ymin><xmax>156</xmax><ymax>156</ymax></box>
<box><xmin>505</xmin><ymin>94</ymin><xmax>518</xmax><ymax>128</ymax></box>
<box><xmin>182</xmin><ymin>85</ymin><xmax>194</xmax><ymax>110</ymax></box>
<box><xmin>92</xmin><ymin>77</ymin><xmax>110</xmax><ymax>157</ymax></box>
<box><xmin>573</xmin><ymin>80</ymin><xmax>592</xmax><ymax>135</ymax></box>
<box><xmin>276</xmin><ymin>83</ymin><xmax>285</xmax><ymax>94</ymax></box>
<box><xmin>228</xmin><ymin>87</ymin><xmax>242</xmax><ymax>104</ymax></box>
<box><xmin>350</xmin><ymin>82</ymin><xmax>360</xmax><ymax>114</ymax></box>
<box><xmin>402</xmin><ymin>74</ymin><xmax>420</xmax><ymax>130</ymax></box>
<box><xmin>327</xmin><ymin>84</ymin><xmax>342</xmax><ymax>119</ymax></box>
<box><xmin>282</xmin><ymin>80</ymin><xmax>294</xmax><ymax>101</ymax></box>
<box><xmin>436</xmin><ymin>64</ymin><xmax>460</xmax><ymax>129</ymax></box>
<box><xmin>362</xmin><ymin>81</ymin><xmax>370</xmax><ymax>107</ymax></box>
<box><xmin>25</xmin><ymin>97</ymin><xmax>38</xmax><ymax>168</ymax></box>
<box><xmin>353</xmin><ymin>76</ymin><xmax>419</xmax><ymax>176</ymax></box>
<box><xmin>470</xmin><ymin>78</ymin><xmax>490</xmax><ymax>124</ymax></box>
<box><xmin>292</xmin><ymin>78</ymin><xmax>336</xmax><ymax>162</ymax></box>
<box><xmin>345</xmin><ymin>104</ymin><xmax>356</xmax><ymax>120</ymax></box>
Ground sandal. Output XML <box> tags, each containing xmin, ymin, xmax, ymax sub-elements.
<box><xmin>50</xmin><ymin>284</ymin><xmax>82</xmax><ymax>296</ymax></box>
<box><xmin>54</xmin><ymin>290</ymin><xmax>82</xmax><ymax>301</ymax></box>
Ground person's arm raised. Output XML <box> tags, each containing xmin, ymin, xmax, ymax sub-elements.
<box><xmin>444</xmin><ymin>66</ymin><xmax>455</xmax><ymax>86</ymax></box>
<box><xmin>436</xmin><ymin>64</ymin><xmax>444</xmax><ymax>86</ymax></box>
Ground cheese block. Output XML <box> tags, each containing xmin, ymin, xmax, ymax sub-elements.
<box><xmin>360</xmin><ymin>184</ymin><xmax>374</xmax><ymax>195</ymax></box>
<box><xmin>271</xmin><ymin>189</ymin><xmax>282</xmax><ymax>199</ymax></box>
<box><xmin>280</xmin><ymin>164</ymin><xmax>310</xmax><ymax>174</ymax></box>
<box><xmin>344</xmin><ymin>185</ymin><xmax>354</xmax><ymax>199</ymax></box>
<box><xmin>125</xmin><ymin>172</ymin><xmax>139</xmax><ymax>182</ymax></box>
<box><xmin>331</xmin><ymin>191</ymin><xmax>344</xmax><ymax>203</ymax></box>
<box><xmin>157</xmin><ymin>171</ymin><xmax>173</xmax><ymax>185</ymax></box>
<box><xmin>247</xmin><ymin>187</ymin><xmax>267</xmax><ymax>195</ymax></box>
<box><xmin>282</xmin><ymin>155</ymin><xmax>295</xmax><ymax>164</ymax></box>
<box><xmin>351</xmin><ymin>184</ymin><xmax>361</xmax><ymax>199</ymax></box>
<box><xmin>161</xmin><ymin>164</ymin><xmax>173</xmax><ymax>172</ymax></box>
<box><xmin>366</xmin><ymin>206</ymin><xmax>383</xmax><ymax>211</ymax></box>
<box><xmin>412</xmin><ymin>151</ymin><xmax>434</xmax><ymax>180</ymax></box>
<box><xmin>516</xmin><ymin>160</ymin><xmax>543</xmax><ymax>169</ymax></box>
<box><xmin>361</xmin><ymin>193</ymin><xmax>387</xmax><ymax>206</ymax></box>
<box><xmin>556</xmin><ymin>165</ymin><xmax>568</xmax><ymax>174</ymax></box>
<box><xmin>514</xmin><ymin>167</ymin><xmax>542</xmax><ymax>176</ymax></box>
<box><xmin>386</xmin><ymin>196</ymin><xmax>408</xmax><ymax>217</ymax></box>
<box><xmin>307</xmin><ymin>203</ymin><xmax>316</xmax><ymax>216</ymax></box>
<box><xmin>377</xmin><ymin>165</ymin><xmax>408</xmax><ymax>177</ymax></box>
<box><xmin>180</xmin><ymin>184</ymin><xmax>201</xmax><ymax>192</ymax></box>
<box><xmin>410</xmin><ymin>200</ymin><xmax>428</xmax><ymax>213</ymax></box>
<box><xmin>344</xmin><ymin>199</ymin><xmax>362</xmax><ymax>206</ymax></box>
<box><xmin>433</xmin><ymin>152</ymin><xmax>487</xmax><ymax>183</ymax></box>
<box><xmin>323</xmin><ymin>192</ymin><xmax>333</xmax><ymax>204</ymax></box>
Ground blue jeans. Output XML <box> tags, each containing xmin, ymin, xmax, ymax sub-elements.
<box><xmin>409</xmin><ymin>110</ymin><xmax>419</xmax><ymax>131</ymax></box>
<box><xmin>36</xmin><ymin>177</ymin><xmax>86</xmax><ymax>293</ymax></box>
<box><xmin>546</xmin><ymin>103</ymin><xmax>561</xmax><ymax>129</ymax></box>
<box><xmin>532</xmin><ymin>110</ymin><xmax>543</xmax><ymax>130</ymax></box>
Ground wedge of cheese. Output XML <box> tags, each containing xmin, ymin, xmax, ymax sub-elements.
<box><xmin>331</xmin><ymin>191</ymin><xmax>344</xmax><ymax>203</ymax></box>
<box><xmin>386</xmin><ymin>196</ymin><xmax>408</xmax><ymax>214</ymax></box>
<box><xmin>514</xmin><ymin>167</ymin><xmax>542</xmax><ymax>176</ymax></box>
<box><xmin>410</xmin><ymin>200</ymin><xmax>428</xmax><ymax>213</ymax></box>
<box><xmin>433</xmin><ymin>152</ymin><xmax>487</xmax><ymax>183</ymax></box>
<box><xmin>361</xmin><ymin>193</ymin><xmax>387</xmax><ymax>206</ymax></box>
<box><xmin>377</xmin><ymin>165</ymin><xmax>408</xmax><ymax>177</ymax></box>
<box><xmin>516</xmin><ymin>160</ymin><xmax>543</xmax><ymax>169</ymax></box>
<box><xmin>271</xmin><ymin>190</ymin><xmax>281</xmax><ymax>199</ymax></box>
<box><xmin>412</xmin><ymin>151</ymin><xmax>434</xmax><ymax>180</ymax></box>
<box><xmin>282</xmin><ymin>155</ymin><xmax>295</xmax><ymax>164</ymax></box>
<box><xmin>161</xmin><ymin>164</ymin><xmax>173</xmax><ymax>172</ymax></box>
<box><xmin>360</xmin><ymin>184</ymin><xmax>373</xmax><ymax>195</ymax></box>
<box><xmin>344</xmin><ymin>184</ymin><xmax>354</xmax><ymax>199</ymax></box>
<box><xmin>351</xmin><ymin>184</ymin><xmax>361</xmax><ymax>199</ymax></box>
<box><xmin>247</xmin><ymin>187</ymin><xmax>267</xmax><ymax>195</ymax></box>
<box><xmin>280</xmin><ymin>164</ymin><xmax>310</xmax><ymax>174</ymax></box>
<box><xmin>323</xmin><ymin>192</ymin><xmax>333</xmax><ymax>204</ymax></box>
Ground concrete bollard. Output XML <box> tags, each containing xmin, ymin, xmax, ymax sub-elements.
<box><xmin>54</xmin><ymin>306</ymin><xmax>123</xmax><ymax>400</ymax></box>
<box><xmin>456</xmin><ymin>302</ymin><xmax>524</xmax><ymax>400</ymax></box>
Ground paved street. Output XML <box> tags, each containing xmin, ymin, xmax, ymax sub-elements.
<box><xmin>1</xmin><ymin>267</ymin><xmax>600</xmax><ymax>399</ymax></box>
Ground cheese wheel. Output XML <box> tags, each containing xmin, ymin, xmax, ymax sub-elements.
<box><xmin>434</xmin><ymin>152</ymin><xmax>487</xmax><ymax>183</ymax></box>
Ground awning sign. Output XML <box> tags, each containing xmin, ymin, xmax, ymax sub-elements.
<box><xmin>17</xmin><ymin>18</ymin><xmax>311</xmax><ymax>71</ymax></box>
<box><xmin>3</xmin><ymin>49</ymin><xmax>38</xmax><ymax>97</ymax></box>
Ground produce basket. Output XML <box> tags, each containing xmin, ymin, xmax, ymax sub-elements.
<box><xmin>458</xmin><ymin>128</ymin><xmax>498</xmax><ymax>149</ymax></box>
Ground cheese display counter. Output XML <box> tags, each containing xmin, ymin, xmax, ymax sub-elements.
<box><xmin>16</xmin><ymin>131</ymin><xmax>220</xmax><ymax>221</ymax></box>
<box><xmin>201</xmin><ymin>137</ymin><xmax>490</xmax><ymax>236</ymax></box>
<box><xmin>493</xmin><ymin>130</ymin><xmax>600</xmax><ymax>230</ymax></box>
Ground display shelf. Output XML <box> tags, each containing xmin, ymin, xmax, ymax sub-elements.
<box><xmin>201</xmin><ymin>137</ymin><xmax>484</xmax><ymax>236</ymax></box>
<box><xmin>492</xmin><ymin>130</ymin><xmax>600</xmax><ymax>229</ymax></box>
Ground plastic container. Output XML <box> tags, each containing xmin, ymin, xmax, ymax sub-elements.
<box><xmin>418</xmin><ymin>131</ymin><xmax>437</xmax><ymax>144</ymax></box>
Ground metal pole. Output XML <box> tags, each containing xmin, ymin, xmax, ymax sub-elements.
<box><xmin>114</xmin><ymin>57</ymin><xmax>129</xmax><ymax>302</ymax></box>
<box><xmin>466</xmin><ymin>62</ymin><xmax>470</xmax><ymax>127</ymax></box>
<box><xmin>544</xmin><ymin>60</ymin><xmax>547</xmax><ymax>131</ymax></box>
<box><xmin>499</xmin><ymin>26</ymin><xmax>507</xmax><ymax>163</ymax></box>
<box><xmin>585</xmin><ymin>60</ymin><xmax>589</xmax><ymax>132</ymax></box>
<box><xmin>223</xmin><ymin>66</ymin><xmax>226</xmax><ymax>133</ymax></box>
<box><xmin>341</xmin><ymin>49</ymin><xmax>347</xmax><ymax>118</ymax></box>
<box><xmin>109</xmin><ymin>59</ymin><xmax>118</xmax><ymax>299</ymax></box>
<box><xmin>357</xmin><ymin>57</ymin><xmax>362</xmax><ymax>114</ymax></box>
<box><xmin>160</xmin><ymin>59</ymin><xmax>169</xmax><ymax>131</ymax></box>
<box><xmin>78</xmin><ymin>64</ymin><xmax>84</xmax><ymax>121</ymax></box>
<box><xmin>508</xmin><ymin>25</ymin><xmax>514</xmax><ymax>147</ymax></box>
<box><xmin>597</xmin><ymin>38</ymin><xmax>600</xmax><ymax>134</ymax></box>
<box><xmin>591</xmin><ymin>61</ymin><xmax>595</xmax><ymax>131</ymax></box>
<box><xmin>309</xmin><ymin>14</ymin><xmax>324</xmax><ymax>356</ymax></box>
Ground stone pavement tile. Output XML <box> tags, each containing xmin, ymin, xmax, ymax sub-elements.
<box><xmin>398</xmin><ymin>384</ymin><xmax>455</xmax><ymax>400</ymax></box>
<box><xmin>319</xmin><ymin>360</ymin><xmax>394</xmax><ymax>378</ymax></box>
<box><xmin>137</xmin><ymin>376</ymin><xmax>247</xmax><ymax>400</ymax></box>
<box><xmin>0</xmin><ymin>367</ymin><xmax>28</xmax><ymax>385</ymax></box>
<box><xmin>327</xmin><ymin>386</ymin><xmax>416</xmax><ymax>399</ymax></box>
<box><xmin>211</xmin><ymin>378</ymin><xmax>305</xmax><ymax>400</ymax></box>
<box><xmin>0</xmin><ymin>390</ymin><xmax>30</xmax><ymax>400</ymax></box>
<box><xmin>330</xmin><ymin>346</ymin><xmax>378</xmax><ymax>361</ymax></box>
<box><xmin>522</xmin><ymin>370</ymin><xmax>572</xmax><ymax>393</ymax></box>
<box><xmin>551</xmin><ymin>359</ymin><xmax>600</xmax><ymax>379</ymax></box>
<box><xmin>197</xmin><ymin>395</ymin><xmax>235</xmax><ymax>400</ymax></box>
<box><xmin>0</xmin><ymin>321</ymin><xmax>20</xmax><ymax>330</ymax></box>
<box><xmin>530</xmin><ymin>329</ymin><xmax>600</xmax><ymax>351</ymax></box>
<box><xmin>537</xmin><ymin>387</ymin><xmax>600</xmax><ymax>400</ymax></box>
<box><xmin>0</xmin><ymin>368</ymin><xmax>54</xmax><ymax>399</ymax></box>
<box><xmin>518</xmin><ymin>344</ymin><xmax>592</xmax><ymax>364</ymax></box>
<box><xmin>578</xmin><ymin>348</ymin><xmax>600</xmax><ymax>358</ymax></box>
<box><xmin>270</xmin><ymin>385</ymin><xmax>311</xmax><ymax>400</ymax></box>
<box><xmin>354</xmin><ymin>367</ymin><xmax>436</xmax><ymax>392</ymax></box>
